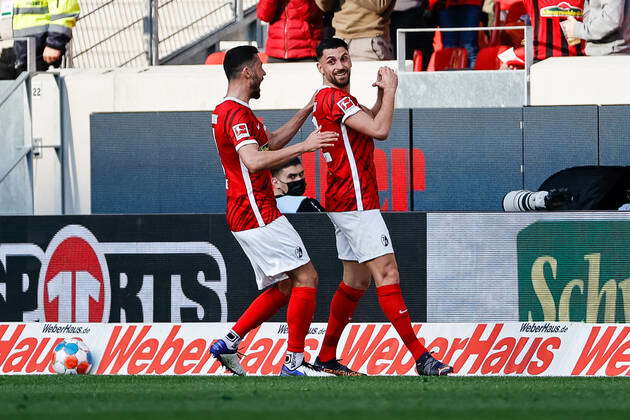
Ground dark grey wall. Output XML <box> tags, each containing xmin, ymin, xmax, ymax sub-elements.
<box><xmin>90</xmin><ymin>106</ymin><xmax>630</xmax><ymax>214</ymax></box>
<box><xmin>412</xmin><ymin>108</ymin><xmax>523</xmax><ymax>211</ymax></box>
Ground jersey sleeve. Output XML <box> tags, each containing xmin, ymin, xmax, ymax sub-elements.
<box><xmin>326</xmin><ymin>89</ymin><xmax>362</xmax><ymax>123</ymax></box>
<box><xmin>226</xmin><ymin>108</ymin><xmax>259</xmax><ymax>151</ymax></box>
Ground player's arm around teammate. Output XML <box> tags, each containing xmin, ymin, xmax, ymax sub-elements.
<box><xmin>265</xmin><ymin>95</ymin><xmax>317</xmax><ymax>151</ymax></box>
<box><xmin>209</xmin><ymin>45</ymin><xmax>339</xmax><ymax>377</ymax></box>
<box><xmin>238</xmin><ymin>127</ymin><xmax>337</xmax><ymax>173</ymax></box>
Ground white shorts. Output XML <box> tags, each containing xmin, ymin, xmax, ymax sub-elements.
<box><xmin>232</xmin><ymin>216</ymin><xmax>310</xmax><ymax>290</ymax></box>
<box><xmin>327</xmin><ymin>209</ymin><xmax>394</xmax><ymax>263</ymax></box>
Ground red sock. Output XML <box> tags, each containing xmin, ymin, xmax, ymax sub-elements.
<box><xmin>377</xmin><ymin>284</ymin><xmax>428</xmax><ymax>360</ymax></box>
<box><xmin>287</xmin><ymin>287</ymin><xmax>317</xmax><ymax>353</ymax></box>
<box><xmin>319</xmin><ymin>282</ymin><xmax>365</xmax><ymax>362</ymax></box>
<box><xmin>232</xmin><ymin>285</ymin><xmax>289</xmax><ymax>338</ymax></box>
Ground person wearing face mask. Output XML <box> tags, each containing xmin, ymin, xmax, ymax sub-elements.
<box><xmin>272</xmin><ymin>157</ymin><xmax>325</xmax><ymax>213</ymax></box>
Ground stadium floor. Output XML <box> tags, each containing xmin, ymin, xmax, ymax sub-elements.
<box><xmin>1</xmin><ymin>376</ymin><xmax>629</xmax><ymax>419</ymax></box>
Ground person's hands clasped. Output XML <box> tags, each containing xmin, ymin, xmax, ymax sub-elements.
<box><xmin>301</xmin><ymin>127</ymin><xmax>338</xmax><ymax>153</ymax></box>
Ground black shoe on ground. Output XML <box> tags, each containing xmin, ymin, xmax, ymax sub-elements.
<box><xmin>416</xmin><ymin>352</ymin><xmax>453</xmax><ymax>376</ymax></box>
<box><xmin>313</xmin><ymin>357</ymin><xmax>366</xmax><ymax>376</ymax></box>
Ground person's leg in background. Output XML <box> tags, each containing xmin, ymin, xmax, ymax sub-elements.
<box><xmin>390</xmin><ymin>4</ymin><xmax>435</xmax><ymax>71</ymax></box>
<box><xmin>457</xmin><ymin>4</ymin><xmax>483</xmax><ymax>68</ymax></box>
<box><xmin>438</xmin><ymin>5</ymin><xmax>459</xmax><ymax>49</ymax></box>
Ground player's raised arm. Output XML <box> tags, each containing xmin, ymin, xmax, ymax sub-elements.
<box><xmin>266</xmin><ymin>94</ymin><xmax>316</xmax><ymax>150</ymax></box>
<box><xmin>344</xmin><ymin>67</ymin><xmax>397</xmax><ymax>140</ymax></box>
<box><xmin>238</xmin><ymin>128</ymin><xmax>338</xmax><ymax>173</ymax></box>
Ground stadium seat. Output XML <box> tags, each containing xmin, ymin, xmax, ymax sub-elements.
<box><xmin>489</xmin><ymin>0</ymin><xmax>526</xmax><ymax>46</ymax></box>
<box><xmin>413</xmin><ymin>50</ymin><xmax>424</xmax><ymax>72</ymax></box>
<box><xmin>205</xmin><ymin>51</ymin><xmax>226</xmax><ymax>65</ymax></box>
<box><xmin>427</xmin><ymin>48</ymin><xmax>468</xmax><ymax>71</ymax></box>
<box><xmin>474</xmin><ymin>45</ymin><xmax>511</xmax><ymax>70</ymax></box>
<box><xmin>205</xmin><ymin>51</ymin><xmax>269</xmax><ymax>65</ymax></box>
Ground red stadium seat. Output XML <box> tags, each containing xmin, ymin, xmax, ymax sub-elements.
<box><xmin>474</xmin><ymin>45</ymin><xmax>511</xmax><ymax>70</ymax></box>
<box><xmin>205</xmin><ymin>51</ymin><xmax>226</xmax><ymax>65</ymax></box>
<box><xmin>413</xmin><ymin>50</ymin><xmax>424</xmax><ymax>72</ymax></box>
<box><xmin>204</xmin><ymin>51</ymin><xmax>269</xmax><ymax>65</ymax></box>
<box><xmin>427</xmin><ymin>48</ymin><xmax>468</xmax><ymax>71</ymax></box>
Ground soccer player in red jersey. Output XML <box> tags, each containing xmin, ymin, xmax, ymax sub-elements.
<box><xmin>310</xmin><ymin>38</ymin><xmax>452</xmax><ymax>376</ymax></box>
<box><xmin>209</xmin><ymin>45</ymin><xmax>338</xmax><ymax>376</ymax></box>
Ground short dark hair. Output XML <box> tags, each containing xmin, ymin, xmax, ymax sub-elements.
<box><xmin>272</xmin><ymin>157</ymin><xmax>302</xmax><ymax>177</ymax></box>
<box><xmin>223</xmin><ymin>45</ymin><xmax>259</xmax><ymax>80</ymax></box>
<box><xmin>316</xmin><ymin>38</ymin><xmax>349</xmax><ymax>60</ymax></box>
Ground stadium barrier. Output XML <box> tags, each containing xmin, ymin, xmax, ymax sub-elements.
<box><xmin>427</xmin><ymin>212</ymin><xmax>630</xmax><ymax>324</ymax></box>
<box><xmin>2</xmin><ymin>212</ymin><xmax>629</xmax><ymax>326</ymax></box>
<box><xmin>0</xmin><ymin>213</ymin><xmax>427</xmax><ymax>324</ymax></box>
<box><xmin>1</xmin><ymin>321</ymin><xmax>629</xmax><ymax>376</ymax></box>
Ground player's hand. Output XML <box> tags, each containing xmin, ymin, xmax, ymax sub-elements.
<box><xmin>372</xmin><ymin>70</ymin><xmax>383</xmax><ymax>88</ymax></box>
<box><xmin>304</xmin><ymin>92</ymin><xmax>316</xmax><ymax>114</ymax></box>
<box><xmin>301</xmin><ymin>127</ymin><xmax>338</xmax><ymax>153</ymax></box>
<box><xmin>373</xmin><ymin>67</ymin><xmax>397</xmax><ymax>91</ymax></box>
<box><xmin>43</xmin><ymin>46</ymin><xmax>63</xmax><ymax>64</ymax></box>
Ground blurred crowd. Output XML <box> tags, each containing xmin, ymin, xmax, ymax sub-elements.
<box><xmin>250</xmin><ymin>0</ymin><xmax>630</xmax><ymax>71</ymax></box>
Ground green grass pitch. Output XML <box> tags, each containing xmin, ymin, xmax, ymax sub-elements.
<box><xmin>1</xmin><ymin>376</ymin><xmax>629</xmax><ymax>420</ymax></box>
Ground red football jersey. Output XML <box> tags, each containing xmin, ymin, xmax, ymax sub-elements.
<box><xmin>523</xmin><ymin>0</ymin><xmax>584</xmax><ymax>61</ymax></box>
<box><xmin>312</xmin><ymin>86</ymin><xmax>381</xmax><ymax>212</ymax></box>
<box><xmin>211</xmin><ymin>97</ymin><xmax>281</xmax><ymax>232</ymax></box>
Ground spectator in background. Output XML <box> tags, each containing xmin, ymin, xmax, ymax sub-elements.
<box><xmin>316</xmin><ymin>0</ymin><xmax>396</xmax><ymax>60</ymax></box>
<box><xmin>272</xmin><ymin>157</ymin><xmax>325</xmax><ymax>213</ymax></box>
<box><xmin>12</xmin><ymin>0</ymin><xmax>80</xmax><ymax>73</ymax></box>
<box><xmin>390</xmin><ymin>0</ymin><xmax>435</xmax><ymax>70</ymax></box>
<box><xmin>437</xmin><ymin>0</ymin><xmax>484</xmax><ymax>68</ymax></box>
<box><xmin>257</xmin><ymin>0</ymin><xmax>324</xmax><ymax>62</ymax></box>
<box><xmin>560</xmin><ymin>0</ymin><xmax>629</xmax><ymax>55</ymax></box>
<box><xmin>522</xmin><ymin>0</ymin><xmax>585</xmax><ymax>61</ymax></box>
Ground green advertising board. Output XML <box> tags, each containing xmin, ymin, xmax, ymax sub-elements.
<box><xmin>518</xmin><ymin>221</ymin><xmax>630</xmax><ymax>323</ymax></box>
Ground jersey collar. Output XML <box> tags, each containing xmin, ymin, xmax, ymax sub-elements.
<box><xmin>220</xmin><ymin>96</ymin><xmax>251</xmax><ymax>109</ymax></box>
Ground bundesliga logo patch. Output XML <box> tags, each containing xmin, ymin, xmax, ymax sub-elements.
<box><xmin>337</xmin><ymin>97</ymin><xmax>355</xmax><ymax>113</ymax></box>
<box><xmin>232</xmin><ymin>123</ymin><xmax>250</xmax><ymax>140</ymax></box>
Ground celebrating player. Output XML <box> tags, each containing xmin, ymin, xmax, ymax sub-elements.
<box><xmin>311</xmin><ymin>38</ymin><xmax>453</xmax><ymax>376</ymax></box>
<box><xmin>209</xmin><ymin>45</ymin><xmax>338</xmax><ymax>376</ymax></box>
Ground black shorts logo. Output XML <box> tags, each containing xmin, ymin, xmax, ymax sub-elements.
<box><xmin>380</xmin><ymin>235</ymin><xmax>389</xmax><ymax>247</ymax></box>
<box><xmin>295</xmin><ymin>246</ymin><xmax>303</xmax><ymax>259</ymax></box>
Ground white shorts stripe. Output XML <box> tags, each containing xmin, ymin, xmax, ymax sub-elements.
<box><xmin>239</xmin><ymin>158</ymin><xmax>265</xmax><ymax>227</ymax></box>
<box><xmin>341</xmin><ymin>123</ymin><xmax>363</xmax><ymax>211</ymax></box>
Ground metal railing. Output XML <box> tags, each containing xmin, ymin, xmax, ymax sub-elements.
<box><xmin>0</xmin><ymin>71</ymin><xmax>34</xmax><ymax>214</ymax></box>
<box><xmin>68</xmin><ymin>0</ymin><xmax>256</xmax><ymax>68</ymax></box>
<box><xmin>396</xmin><ymin>26</ymin><xmax>533</xmax><ymax>105</ymax></box>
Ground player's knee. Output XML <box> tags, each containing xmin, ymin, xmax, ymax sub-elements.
<box><xmin>378</xmin><ymin>260</ymin><xmax>400</xmax><ymax>286</ymax></box>
<box><xmin>292</xmin><ymin>264</ymin><xmax>318</xmax><ymax>288</ymax></box>
<box><xmin>348</xmin><ymin>276</ymin><xmax>371</xmax><ymax>290</ymax></box>
<box><xmin>276</xmin><ymin>279</ymin><xmax>293</xmax><ymax>297</ymax></box>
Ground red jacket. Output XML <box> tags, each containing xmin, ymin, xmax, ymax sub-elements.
<box><xmin>257</xmin><ymin>0</ymin><xmax>323</xmax><ymax>60</ymax></box>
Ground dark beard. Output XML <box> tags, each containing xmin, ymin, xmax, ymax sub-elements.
<box><xmin>251</xmin><ymin>89</ymin><xmax>261</xmax><ymax>99</ymax></box>
<box><xmin>329</xmin><ymin>73</ymin><xmax>350</xmax><ymax>88</ymax></box>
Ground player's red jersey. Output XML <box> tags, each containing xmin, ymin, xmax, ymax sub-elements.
<box><xmin>312</xmin><ymin>86</ymin><xmax>380</xmax><ymax>212</ymax></box>
<box><xmin>211</xmin><ymin>97</ymin><xmax>281</xmax><ymax>232</ymax></box>
<box><xmin>523</xmin><ymin>0</ymin><xmax>584</xmax><ymax>61</ymax></box>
